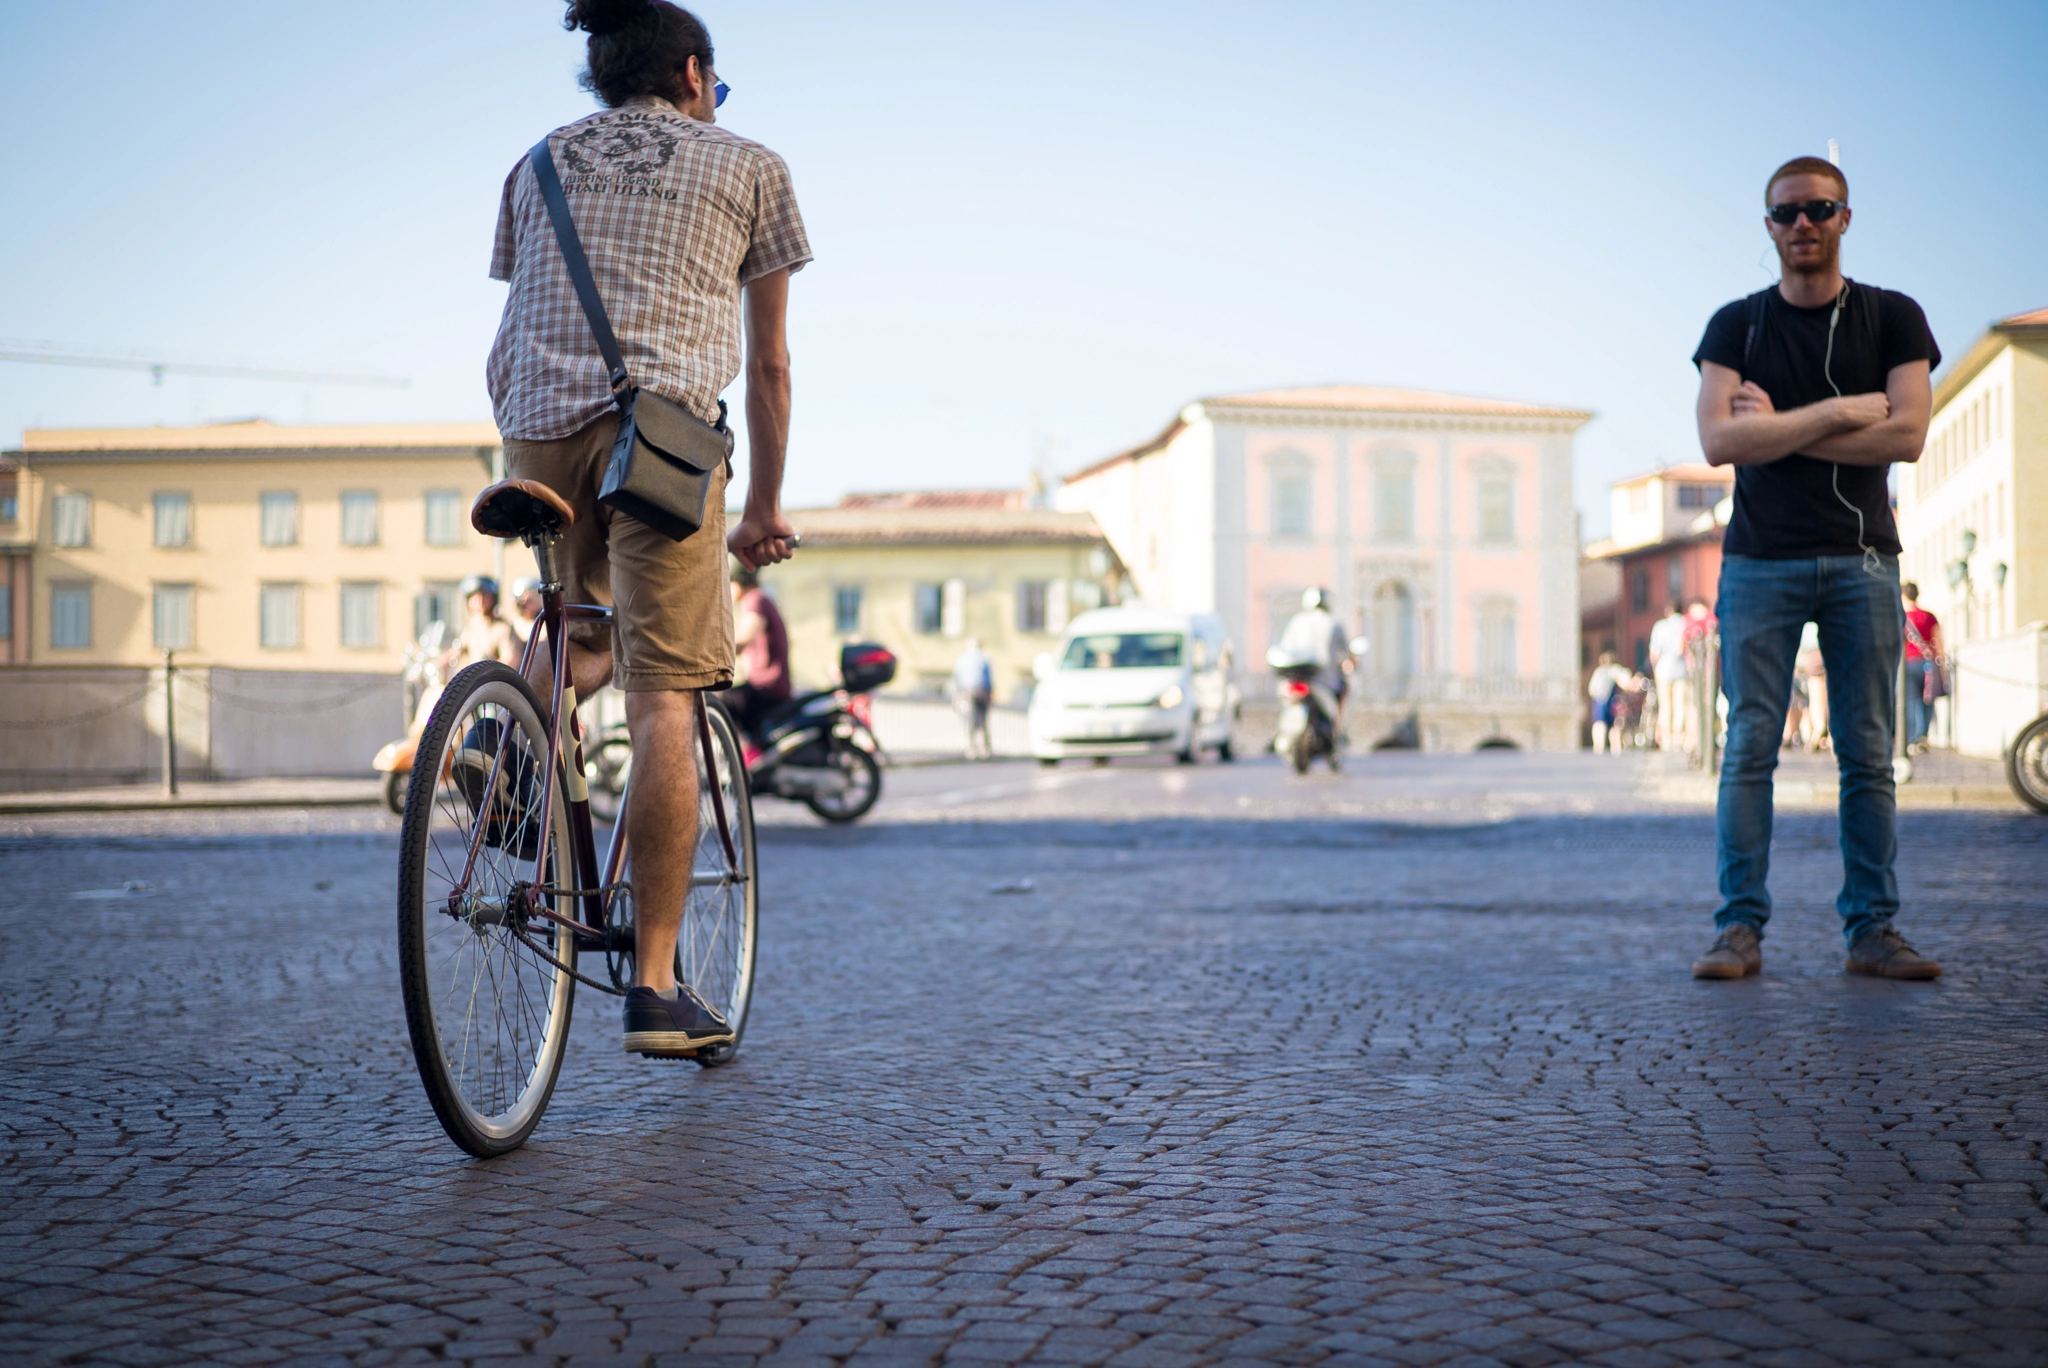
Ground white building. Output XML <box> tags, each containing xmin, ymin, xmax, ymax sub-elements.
<box><xmin>1058</xmin><ymin>385</ymin><xmax>1590</xmax><ymax>751</ymax></box>
<box><xmin>1896</xmin><ymin>306</ymin><xmax>2048</xmax><ymax>758</ymax></box>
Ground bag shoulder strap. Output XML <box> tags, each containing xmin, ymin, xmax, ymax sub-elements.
<box><xmin>528</xmin><ymin>137</ymin><xmax>631</xmax><ymax>401</ymax></box>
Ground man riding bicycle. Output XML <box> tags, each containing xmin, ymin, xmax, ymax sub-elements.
<box><xmin>485</xmin><ymin>0</ymin><xmax>809</xmax><ymax>1057</ymax></box>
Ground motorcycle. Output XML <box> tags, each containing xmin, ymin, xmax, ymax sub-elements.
<box><xmin>579</xmin><ymin>643</ymin><xmax>899</xmax><ymax>826</ymax></box>
<box><xmin>1267</xmin><ymin>644</ymin><xmax>1343</xmax><ymax>775</ymax></box>
<box><xmin>371</xmin><ymin>622</ymin><xmax>450</xmax><ymax>814</ymax></box>
<box><xmin>743</xmin><ymin>643</ymin><xmax>896</xmax><ymax>823</ymax></box>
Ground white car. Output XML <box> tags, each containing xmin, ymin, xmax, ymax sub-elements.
<box><xmin>1028</xmin><ymin>607</ymin><xmax>1241</xmax><ymax>765</ymax></box>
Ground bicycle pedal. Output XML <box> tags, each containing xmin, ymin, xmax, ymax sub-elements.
<box><xmin>637</xmin><ymin>1049</ymin><xmax>700</xmax><ymax>1061</ymax></box>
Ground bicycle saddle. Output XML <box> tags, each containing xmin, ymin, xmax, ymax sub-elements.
<box><xmin>471</xmin><ymin>479</ymin><xmax>576</xmax><ymax>540</ymax></box>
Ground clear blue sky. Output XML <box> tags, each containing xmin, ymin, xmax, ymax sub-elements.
<box><xmin>3</xmin><ymin>1</ymin><xmax>2042</xmax><ymax>537</ymax></box>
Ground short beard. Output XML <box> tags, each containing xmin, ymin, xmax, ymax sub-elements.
<box><xmin>1776</xmin><ymin>233</ymin><xmax>1840</xmax><ymax>279</ymax></box>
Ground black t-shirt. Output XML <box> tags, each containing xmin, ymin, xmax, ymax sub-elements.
<box><xmin>1692</xmin><ymin>281</ymin><xmax>1939</xmax><ymax>559</ymax></box>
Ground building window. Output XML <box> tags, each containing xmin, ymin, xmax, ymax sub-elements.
<box><xmin>153</xmin><ymin>583</ymin><xmax>195</xmax><ymax>651</ymax></box>
<box><xmin>260</xmin><ymin>582</ymin><xmax>302</xmax><ymax>650</ymax></box>
<box><xmin>1271</xmin><ymin>465</ymin><xmax>1312</xmax><ymax>539</ymax></box>
<box><xmin>1477</xmin><ymin>598</ymin><xmax>1518</xmax><ymax>677</ymax></box>
<box><xmin>833</xmin><ymin>584</ymin><xmax>862</xmax><ymax>635</ymax></box>
<box><xmin>416</xmin><ymin>581</ymin><xmax>459</xmax><ymax>641</ymax></box>
<box><xmin>424</xmin><ymin>490</ymin><xmax>462</xmax><ymax>546</ymax></box>
<box><xmin>1628</xmin><ymin>565</ymin><xmax>1649</xmax><ymax>614</ymax></box>
<box><xmin>1016</xmin><ymin>580</ymin><xmax>1048</xmax><ymax>633</ymax></box>
<box><xmin>52</xmin><ymin>492</ymin><xmax>92</xmax><ymax>548</ymax></box>
<box><xmin>341</xmin><ymin>490</ymin><xmax>380</xmax><ymax>547</ymax></box>
<box><xmin>260</xmin><ymin>491</ymin><xmax>299</xmax><ymax>547</ymax></box>
<box><xmin>913</xmin><ymin>583</ymin><xmax>944</xmax><ymax>635</ymax></box>
<box><xmin>51</xmin><ymin>582</ymin><xmax>92</xmax><ymax>649</ymax></box>
<box><xmin>1675</xmin><ymin>484</ymin><xmax>1715</xmax><ymax>509</ymax></box>
<box><xmin>1374</xmin><ymin>462</ymin><xmax>1414</xmax><ymax>541</ymax></box>
<box><xmin>340</xmin><ymin>582</ymin><xmax>381</xmax><ymax>649</ymax></box>
<box><xmin>0</xmin><ymin>585</ymin><xmax>12</xmax><ymax>641</ymax></box>
<box><xmin>153</xmin><ymin>492</ymin><xmax>193</xmax><ymax>548</ymax></box>
<box><xmin>2</xmin><ymin>484</ymin><xmax>20</xmax><ymax>525</ymax></box>
<box><xmin>1666</xmin><ymin>558</ymin><xmax>1684</xmax><ymax>606</ymax></box>
<box><xmin>1476</xmin><ymin>468</ymin><xmax>1514</xmax><ymax>543</ymax></box>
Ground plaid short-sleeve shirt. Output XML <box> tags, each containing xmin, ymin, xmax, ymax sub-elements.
<box><xmin>487</xmin><ymin>97</ymin><xmax>812</xmax><ymax>441</ymax></box>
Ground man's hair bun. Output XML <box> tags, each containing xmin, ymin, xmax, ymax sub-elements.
<box><xmin>560</xmin><ymin>0</ymin><xmax>714</xmax><ymax>108</ymax></box>
<box><xmin>563</xmin><ymin>0</ymin><xmax>656</xmax><ymax>38</ymax></box>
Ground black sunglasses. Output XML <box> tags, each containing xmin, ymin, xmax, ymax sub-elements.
<box><xmin>1768</xmin><ymin>199</ymin><xmax>1845</xmax><ymax>227</ymax></box>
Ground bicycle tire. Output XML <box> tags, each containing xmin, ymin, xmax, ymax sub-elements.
<box><xmin>2007</xmin><ymin>713</ymin><xmax>2048</xmax><ymax>814</ymax></box>
<box><xmin>397</xmin><ymin>662</ymin><xmax>576</xmax><ymax>1157</ymax></box>
<box><xmin>607</xmin><ymin>699</ymin><xmax>760</xmax><ymax>1066</ymax></box>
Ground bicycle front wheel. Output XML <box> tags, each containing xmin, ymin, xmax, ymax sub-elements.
<box><xmin>397</xmin><ymin>662</ymin><xmax>577</xmax><ymax>1157</ymax></box>
<box><xmin>2008</xmin><ymin>713</ymin><xmax>2048</xmax><ymax>814</ymax></box>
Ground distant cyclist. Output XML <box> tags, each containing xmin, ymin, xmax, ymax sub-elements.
<box><xmin>484</xmin><ymin>0</ymin><xmax>810</xmax><ymax>1055</ymax></box>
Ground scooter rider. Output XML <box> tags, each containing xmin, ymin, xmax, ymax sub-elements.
<box><xmin>1277</xmin><ymin>588</ymin><xmax>1354</xmax><ymax>723</ymax></box>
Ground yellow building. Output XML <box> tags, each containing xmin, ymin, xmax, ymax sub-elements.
<box><xmin>1895</xmin><ymin>306</ymin><xmax>2048</xmax><ymax>757</ymax></box>
<box><xmin>3</xmin><ymin>419</ymin><xmax>504</xmax><ymax>669</ymax></box>
<box><xmin>770</xmin><ymin>492</ymin><xmax>1121</xmax><ymax>701</ymax></box>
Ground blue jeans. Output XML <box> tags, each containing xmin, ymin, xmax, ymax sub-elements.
<box><xmin>1715</xmin><ymin>553</ymin><xmax>1903</xmax><ymax>943</ymax></box>
<box><xmin>1904</xmin><ymin>659</ymin><xmax>1931</xmax><ymax>744</ymax></box>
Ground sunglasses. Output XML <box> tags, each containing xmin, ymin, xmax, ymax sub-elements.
<box><xmin>713</xmin><ymin>78</ymin><xmax>730</xmax><ymax>108</ymax></box>
<box><xmin>1768</xmin><ymin>199</ymin><xmax>1844</xmax><ymax>227</ymax></box>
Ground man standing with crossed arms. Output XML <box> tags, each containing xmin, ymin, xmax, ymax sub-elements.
<box><xmin>1689</xmin><ymin>155</ymin><xmax>1941</xmax><ymax>981</ymax></box>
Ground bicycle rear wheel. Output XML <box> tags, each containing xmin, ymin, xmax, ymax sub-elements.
<box><xmin>610</xmin><ymin>699</ymin><xmax>759</xmax><ymax>1066</ymax></box>
<box><xmin>397</xmin><ymin>662</ymin><xmax>577</xmax><ymax>1156</ymax></box>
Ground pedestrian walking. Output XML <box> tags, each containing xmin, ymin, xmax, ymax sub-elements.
<box><xmin>1689</xmin><ymin>154</ymin><xmax>1941</xmax><ymax>981</ymax></box>
<box><xmin>1901</xmin><ymin>582</ymin><xmax>1943</xmax><ymax>752</ymax></box>
<box><xmin>1647</xmin><ymin>603</ymin><xmax>1691</xmax><ymax>754</ymax></box>
<box><xmin>951</xmin><ymin>637</ymin><xmax>995</xmax><ymax>761</ymax></box>
<box><xmin>486</xmin><ymin>0</ymin><xmax>811</xmax><ymax>1054</ymax></box>
<box><xmin>1587</xmin><ymin>650</ymin><xmax>1629</xmax><ymax>753</ymax></box>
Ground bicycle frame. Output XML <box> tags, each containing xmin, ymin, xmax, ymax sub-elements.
<box><xmin>443</xmin><ymin>531</ymin><xmax>740</xmax><ymax>994</ymax></box>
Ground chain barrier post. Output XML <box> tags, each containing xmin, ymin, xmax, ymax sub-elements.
<box><xmin>162</xmin><ymin>649</ymin><xmax>179</xmax><ymax>798</ymax></box>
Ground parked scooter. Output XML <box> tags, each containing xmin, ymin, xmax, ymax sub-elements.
<box><xmin>576</xmin><ymin>644</ymin><xmax>900</xmax><ymax>825</ymax></box>
<box><xmin>371</xmin><ymin>623</ymin><xmax>450</xmax><ymax>814</ymax></box>
<box><xmin>1267</xmin><ymin>644</ymin><xmax>1344</xmax><ymax>774</ymax></box>
<box><xmin>742</xmin><ymin>643</ymin><xmax>897</xmax><ymax>823</ymax></box>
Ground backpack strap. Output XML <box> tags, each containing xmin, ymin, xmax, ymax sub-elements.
<box><xmin>1741</xmin><ymin>287</ymin><xmax>1769</xmax><ymax>376</ymax></box>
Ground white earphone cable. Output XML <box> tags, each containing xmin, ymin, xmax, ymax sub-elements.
<box><xmin>1821</xmin><ymin>283</ymin><xmax>1883</xmax><ymax>576</ymax></box>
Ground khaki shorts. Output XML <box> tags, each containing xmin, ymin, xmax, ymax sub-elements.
<box><xmin>505</xmin><ymin>414</ymin><xmax>733</xmax><ymax>693</ymax></box>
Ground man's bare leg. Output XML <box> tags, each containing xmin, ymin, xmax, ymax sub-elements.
<box><xmin>524</xmin><ymin>634</ymin><xmax>613</xmax><ymax>713</ymax></box>
<box><xmin>623</xmin><ymin>689</ymin><xmax>699</xmax><ymax>995</ymax></box>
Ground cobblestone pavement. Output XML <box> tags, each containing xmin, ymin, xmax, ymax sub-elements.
<box><xmin>4</xmin><ymin>754</ymin><xmax>2045</xmax><ymax>1367</ymax></box>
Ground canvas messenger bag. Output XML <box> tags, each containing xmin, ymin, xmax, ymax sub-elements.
<box><xmin>527</xmin><ymin>137</ymin><xmax>732</xmax><ymax>542</ymax></box>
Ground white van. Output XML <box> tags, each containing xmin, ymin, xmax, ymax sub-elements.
<box><xmin>1028</xmin><ymin>607</ymin><xmax>1241</xmax><ymax>765</ymax></box>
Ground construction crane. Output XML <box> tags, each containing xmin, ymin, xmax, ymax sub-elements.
<box><xmin>0</xmin><ymin>344</ymin><xmax>408</xmax><ymax>389</ymax></box>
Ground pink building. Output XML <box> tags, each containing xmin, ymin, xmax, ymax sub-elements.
<box><xmin>1059</xmin><ymin>385</ymin><xmax>1591</xmax><ymax>750</ymax></box>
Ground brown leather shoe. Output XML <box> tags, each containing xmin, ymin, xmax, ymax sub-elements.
<box><xmin>1845</xmin><ymin>926</ymin><xmax>1942</xmax><ymax>979</ymax></box>
<box><xmin>1692</xmin><ymin>923</ymin><xmax>1762</xmax><ymax>979</ymax></box>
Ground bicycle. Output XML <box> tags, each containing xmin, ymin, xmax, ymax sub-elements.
<box><xmin>396</xmin><ymin>479</ymin><xmax>758</xmax><ymax>1157</ymax></box>
<box><xmin>2008</xmin><ymin>711</ymin><xmax>2048</xmax><ymax>814</ymax></box>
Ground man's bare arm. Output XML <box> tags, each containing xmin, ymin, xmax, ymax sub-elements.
<box><xmin>1799</xmin><ymin>361</ymin><xmax>1933</xmax><ymax>467</ymax></box>
<box><xmin>1696</xmin><ymin>361</ymin><xmax>1887</xmax><ymax>467</ymax></box>
<box><xmin>728</xmin><ymin>267</ymin><xmax>795</xmax><ymax>572</ymax></box>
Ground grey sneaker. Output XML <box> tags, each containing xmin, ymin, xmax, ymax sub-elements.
<box><xmin>1692</xmin><ymin>923</ymin><xmax>1762</xmax><ymax>979</ymax></box>
<box><xmin>623</xmin><ymin>984</ymin><xmax>734</xmax><ymax>1058</ymax></box>
<box><xmin>1845</xmin><ymin>926</ymin><xmax>1942</xmax><ymax>980</ymax></box>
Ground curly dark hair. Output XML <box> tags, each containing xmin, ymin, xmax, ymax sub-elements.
<box><xmin>562</xmin><ymin>0</ymin><xmax>714</xmax><ymax>109</ymax></box>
